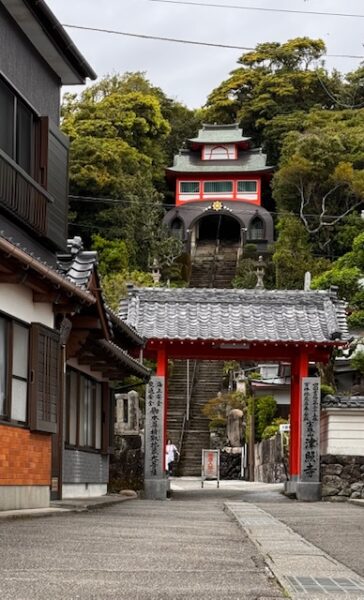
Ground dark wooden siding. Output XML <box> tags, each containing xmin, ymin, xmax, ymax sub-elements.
<box><xmin>47</xmin><ymin>122</ymin><xmax>69</xmax><ymax>251</ymax></box>
<box><xmin>0</xmin><ymin>3</ymin><xmax>60</xmax><ymax>122</ymax></box>
<box><xmin>29</xmin><ymin>323</ymin><xmax>61</xmax><ymax>434</ymax></box>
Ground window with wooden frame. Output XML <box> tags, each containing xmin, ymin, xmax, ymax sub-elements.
<box><xmin>0</xmin><ymin>317</ymin><xmax>60</xmax><ymax>431</ymax></box>
<box><xmin>0</xmin><ymin>315</ymin><xmax>29</xmax><ymax>424</ymax></box>
<box><xmin>0</xmin><ymin>76</ymin><xmax>48</xmax><ymax>185</ymax></box>
<box><xmin>238</xmin><ymin>180</ymin><xmax>257</xmax><ymax>193</ymax></box>
<box><xmin>204</xmin><ymin>180</ymin><xmax>233</xmax><ymax>194</ymax></box>
<box><xmin>65</xmin><ymin>368</ymin><xmax>103</xmax><ymax>451</ymax></box>
<box><xmin>180</xmin><ymin>181</ymin><xmax>200</xmax><ymax>194</ymax></box>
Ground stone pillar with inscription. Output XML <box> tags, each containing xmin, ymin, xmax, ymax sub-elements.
<box><xmin>144</xmin><ymin>376</ymin><xmax>168</xmax><ymax>500</ymax></box>
<box><xmin>296</xmin><ymin>377</ymin><xmax>321</xmax><ymax>502</ymax></box>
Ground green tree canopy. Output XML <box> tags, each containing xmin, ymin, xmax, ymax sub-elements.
<box><xmin>62</xmin><ymin>73</ymin><xmax>194</xmax><ymax>276</ymax></box>
<box><xmin>273</xmin><ymin>214</ymin><xmax>330</xmax><ymax>289</ymax></box>
<box><xmin>203</xmin><ymin>37</ymin><xmax>341</xmax><ymax>159</ymax></box>
<box><xmin>272</xmin><ymin>109</ymin><xmax>364</xmax><ymax>253</ymax></box>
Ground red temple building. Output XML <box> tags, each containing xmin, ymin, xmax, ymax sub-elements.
<box><xmin>164</xmin><ymin>123</ymin><xmax>274</xmax><ymax>253</ymax></box>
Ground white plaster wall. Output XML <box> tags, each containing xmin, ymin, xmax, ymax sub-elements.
<box><xmin>0</xmin><ymin>284</ymin><xmax>54</xmax><ymax>326</ymax></box>
<box><xmin>62</xmin><ymin>484</ymin><xmax>107</xmax><ymax>499</ymax></box>
<box><xmin>321</xmin><ymin>410</ymin><xmax>364</xmax><ymax>455</ymax></box>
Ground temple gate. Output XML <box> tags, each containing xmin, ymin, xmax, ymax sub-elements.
<box><xmin>122</xmin><ymin>286</ymin><xmax>349</xmax><ymax>501</ymax></box>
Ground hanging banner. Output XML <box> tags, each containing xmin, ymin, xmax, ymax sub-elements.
<box><xmin>145</xmin><ymin>376</ymin><xmax>165</xmax><ymax>479</ymax></box>
<box><xmin>301</xmin><ymin>377</ymin><xmax>320</xmax><ymax>483</ymax></box>
<box><xmin>201</xmin><ymin>449</ymin><xmax>220</xmax><ymax>488</ymax></box>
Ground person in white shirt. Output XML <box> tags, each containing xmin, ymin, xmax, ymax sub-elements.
<box><xmin>166</xmin><ymin>438</ymin><xmax>180</xmax><ymax>477</ymax></box>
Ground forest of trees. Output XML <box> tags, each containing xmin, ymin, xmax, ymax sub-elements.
<box><xmin>62</xmin><ymin>37</ymin><xmax>364</xmax><ymax>324</ymax></box>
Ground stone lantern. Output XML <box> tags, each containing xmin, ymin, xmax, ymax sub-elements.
<box><xmin>151</xmin><ymin>258</ymin><xmax>161</xmax><ymax>284</ymax></box>
<box><xmin>255</xmin><ymin>255</ymin><xmax>265</xmax><ymax>289</ymax></box>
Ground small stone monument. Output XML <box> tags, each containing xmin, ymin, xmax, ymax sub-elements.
<box><xmin>227</xmin><ymin>408</ymin><xmax>244</xmax><ymax>447</ymax></box>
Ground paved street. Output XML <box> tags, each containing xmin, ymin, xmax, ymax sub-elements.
<box><xmin>2</xmin><ymin>480</ymin><xmax>364</xmax><ymax>599</ymax></box>
<box><xmin>259</xmin><ymin>498</ymin><xmax>364</xmax><ymax>579</ymax></box>
<box><xmin>0</xmin><ymin>483</ymin><xmax>283</xmax><ymax>600</ymax></box>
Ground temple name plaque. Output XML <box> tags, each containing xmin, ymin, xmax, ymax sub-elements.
<box><xmin>145</xmin><ymin>376</ymin><xmax>165</xmax><ymax>479</ymax></box>
<box><xmin>301</xmin><ymin>377</ymin><xmax>320</xmax><ymax>483</ymax></box>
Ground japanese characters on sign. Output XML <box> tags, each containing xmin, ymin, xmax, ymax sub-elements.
<box><xmin>201</xmin><ymin>449</ymin><xmax>220</xmax><ymax>488</ymax></box>
<box><xmin>301</xmin><ymin>377</ymin><xmax>320</xmax><ymax>483</ymax></box>
<box><xmin>145</xmin><ymin>376</ymin><xmax>165</xmax><ymax>479</ymax></box>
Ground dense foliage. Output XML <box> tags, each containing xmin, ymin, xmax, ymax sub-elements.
<box><xmin>62</xmin><ymin>39</ymin><xmax>364</xmax><ymax>310</ymax></box>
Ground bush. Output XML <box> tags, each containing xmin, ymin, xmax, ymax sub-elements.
<box><xmin>249</xmin><ymin>371</ymin><xmax>261</xmax><ymax>380</ymax></box>
<box><xmin>351</xmin><ymin>350</ymin><xmax>364</xmax><ymax>375</ymax></box>
<box><xmin>209</xmin><ymin>417</ymin><xmax>227</xmax><ymax>430</ymax></box>
<box><xmin>261</xmin><ymin>417</ymin><xmax>288</xmax><ymax>440</ymax></box>
<box><xmin>202</xmin><ymin>391</ymin><xmax>248</xmax><ymax>431</ymax></box>
<box><xmin>248</xmin><ymin>395</ymin><xmax>277</xmax><ymax>442</ymax></box>
<box><xmin>320</xmin><ymin>383</ymin><xmax>335</xmax><ymax>399</ymax></box>
<box><xmin>348</xmin><ymin>310</ymin><xmax>364</xmax><ymax>330</ymax></box>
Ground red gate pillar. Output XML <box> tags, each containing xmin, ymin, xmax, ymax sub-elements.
<box><xmin>286</xmin><ymin>351</ymin><xmax>308</xmax><ymax>495</ymax></box>
<box><xmin>156</xmin><ymin>346</ymin><xmax>168</xmax><ymax>473</ymax></box>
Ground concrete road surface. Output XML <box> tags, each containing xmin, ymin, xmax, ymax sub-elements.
<box><xmin>0</xmin><ymin>482</ymin><xmax>284</xmax><ymax>600</ymax></box>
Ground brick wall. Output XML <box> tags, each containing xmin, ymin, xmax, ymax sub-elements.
<box><xmin>0</xmin><ymin>424</ymin><xmax>51</xmax><ymax>485</ymax></box>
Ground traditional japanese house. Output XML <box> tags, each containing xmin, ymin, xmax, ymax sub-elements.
<box><xmin>164</xmin><ymin>123</ymin><xmax>274</xmax><ymax>254</ymax></box>
<box><xmin>0</xmin><ymin>0</ymin><xmax>148</xmax><ymax>510</ymax></box>
<box><xmin>56</xmin><ymin>238</ymin><xmax>149</xmax><ymax>500</ymax></box>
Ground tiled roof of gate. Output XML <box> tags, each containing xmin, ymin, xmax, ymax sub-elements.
<box><xmin>322</xmin><ymin>395</ymin><xmax>364</xmax><ymax>409</ymax></box>
<box><xmin>122</xmin><ymin>288</ymin><xmax>349</xmax><ymax>344</ymax></box>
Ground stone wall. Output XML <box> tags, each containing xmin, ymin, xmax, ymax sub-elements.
<box><xmin>321</xmin><ymin>455</ymin><xmax>364</xmax><ymax>501</ymax></box>
<box><xmin>220</xmin><ymin>449</ymin><xmax>242</xmax><ymax>479</ymax></box>
<box><xmin>109</xmin><ymin>434</ymin><xmax>144</xmax><ymax>492</ymax></box>
<box><xmin>254</xmin><ymin>435</ymin><xmax>287</xmax><ymax>483</ymax></box>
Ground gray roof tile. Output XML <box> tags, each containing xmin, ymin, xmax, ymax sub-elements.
<box><xmin>123</xmin><ymin>288</ymin><xmax>348</xmax><ymax>344</ymax></box>
<box><xmin>57</xmin><ymin>237</ymin><xmax>97</xmax><ymax>289</ymax></box>
<box><xmin>189</xmin><ymin>123</ymin><xmax>250</xmax><ymax>144</ymax></box>
<box><xmin>322</xmin><ymin>395</ymin><xmax>364</xmax><ymax>409</ymax></box>
<box><xmin>167</xmin><ymin>149</ymin><xmax>272</xmax><ymax>174</ymax></box>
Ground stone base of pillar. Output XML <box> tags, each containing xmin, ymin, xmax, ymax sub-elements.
<box><xmin>284</xmin><ymin>480</ymin><xmax>297</xmax><ymax>496</ymax></box>
<box><xmin>144</xmin><ymin>478</ymin><xmax>168</xmax><ymax>500</ymax></box>
<box><xmin>296</xmin><ymin>482</ymin><xmax>321</xmax><ymax>502</ymax></box>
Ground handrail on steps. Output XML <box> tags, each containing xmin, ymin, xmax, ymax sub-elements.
<box><xmin>179</xmin><ymin>360</ymin><xmax>198</xmax><ymax>461</ymax></box>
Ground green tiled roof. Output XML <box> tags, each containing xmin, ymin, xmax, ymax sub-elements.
<box><xmin>189</xmin><ymin>123</ymin><xmax>250</xmax><ymax>144</ymax></box>
<box><xmin>167</xmin><ymin>149</ymin><xmax>272</xmax><ymax>174</ymax></box>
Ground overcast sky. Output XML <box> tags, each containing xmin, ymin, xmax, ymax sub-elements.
<box><xmin>47</xmin><ymin>0</ymin><xmax>364</xmax><ymax>108</ymax></box>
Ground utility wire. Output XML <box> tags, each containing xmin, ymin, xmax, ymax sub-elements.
<box><xmin>68</xmin><ymin>195</ymin><xmax>361</xmax><ymax>220</ymax></box>
<box><xmin>63</xmin><ymin>24</ymin><xmax>253</xmax><ymax>51</ymax></box>
<box><xmin>315</xmin><ymin>69</ymin><xmax>364</xmax><ymax>109</ymax></box>
<box><xmin>62</xmin><ymin>23</ymin><xmax>364</xmax><ymax>60</ymax></box>
<box><xmin>148</xmin><ymin>0</ymin><xmax>364</xmax><ymax>19</ymax></box>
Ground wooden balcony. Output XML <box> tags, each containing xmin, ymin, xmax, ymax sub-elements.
<box><xmin>0</xmin><ymin>148</ymin><xmax>53</xmax><ymax>237</ymax></box>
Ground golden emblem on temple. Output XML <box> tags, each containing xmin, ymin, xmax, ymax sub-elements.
<box><xmin>212</xmin><ymin>201</ymin><xmax>223</xmax><ymax>211</ymax></box>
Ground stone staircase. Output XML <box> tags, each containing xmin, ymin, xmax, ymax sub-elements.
<box><xmin>189</xmin><ymin>241</ymin><xmax>215</xmax><ymax>287</ymax></box>
<box><xmin>178</xmin><ymin>360</ymin><xmax>224</xmax><ymax>476</ymax></box>
<box><xmin>167</xmin><ymin>359</ymin><xmax>190</xmax><ymax>446</ymax></box>
<box><xmin>189</xmin><ymin>241</ymin><xmax>239</xmax><ymax>288</ymax></box>
<box><xmin>166</xmin><ymin>239</ymin><xmax>239</xmax><ymax>476</ymax></box>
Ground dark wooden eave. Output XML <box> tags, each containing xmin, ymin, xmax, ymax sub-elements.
<box><xmin>107</xmin><ymin>308</ymin><xmax>145</xmax><ymax>350</ymax></box>
<box><xmin>77</xmin><ymin>338</ymin><xmax>150</xmax><ymax>380</ymax></box>
<box><xmin>0</xmin><ymin>236</ymin><xmax>95</xmax><ymax>306</ymax></box>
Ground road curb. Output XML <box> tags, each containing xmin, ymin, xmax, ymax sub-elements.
<box><xmin>0</xmin><ymin>495</ymin><xmax>138</xmax><ymax>522</ymax></box>
<box><xmin>225</xmin><ymin>501</ymin><xmax>364</xmax><ymax>599</ymax></box>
